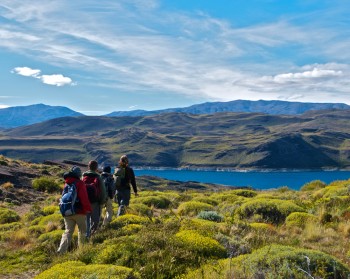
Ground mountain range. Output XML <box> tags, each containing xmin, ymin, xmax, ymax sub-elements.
<box><xmin>0</xmin><ymin>104</ymin><xmax>83</xmax><ymax>129</ymax></box>
<box><xmin>1</xmin><ymin>109</ymin><xmax>350</xmax><ymax>170</ymax></box>
<box><xmin>1</xmin><ymin>100</ymin><xmax>349</xmax><ymax>128</ymax></box>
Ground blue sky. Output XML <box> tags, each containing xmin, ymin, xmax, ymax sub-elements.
<box><xmin>1</xmin><ymin>0</ymin><xmax>350</xmax><ymax>115</ymax></box>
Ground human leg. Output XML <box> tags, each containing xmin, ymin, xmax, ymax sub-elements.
<box><xmin>90</xmin><ymin>202</ymin><xmax>101</xmax><ymax>235</ymax></box>
<box><xmin>117</xmin><ymin>189</ymin><xmax>131</xmax><ymax>217</ymax></box>
<box><xmin>102</xmin><ymin>198</ymin><xmax>113</xmax><ymax>226</ymax></box>
<box><xmin>57</xmin><ymin>216</ymin><xmax>76</xmax><ymax>253</ymax></box>
<box><xmin>74</xmin><ymin>214</ymin><xmax>87</xmax><ymax>247</ymax></box>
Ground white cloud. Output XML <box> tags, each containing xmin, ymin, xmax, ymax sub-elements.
<box><xmin>40</xmin><ymin>74</ymin><xmax>74</xmax><ymax>86</ymax></box>
<box><xmin>11</xmin><ymin>66</ymin><xmax>41</xmax><ymax>77</ymax></box>
<box><xmin>0</xmin><ymin>104</ymin><xmax>10</xmax><ymax>109</ymax></box>
<box><xmin>11</xmin><ymin>66</ymin><xmax>74</xmax><ymax>86</ymax></box>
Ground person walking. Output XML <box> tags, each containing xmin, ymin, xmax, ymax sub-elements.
<box><xmin>114</xmin><ymin>155</ymin><xmax>138</xmax><ymax>216</ymax></box>
<box><xmin>82</xmin><ymin>160</ymin><xmax>106</xmax><ymax>238</ymax></box>
<box><xmin>57</xmin><ymin>166</ymin><xmax>91</xmax><ymax>253</ymax></box>
<box><xmin>101</xmin><ymin>166</ymin><xmax>115</xmax><ymax>226</ymax></box>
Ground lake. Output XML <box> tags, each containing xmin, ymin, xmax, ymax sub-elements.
<box><xmin>134</xmin><ymin>169</ymin><xmax>350</xmax><ymax>190</ymax></box>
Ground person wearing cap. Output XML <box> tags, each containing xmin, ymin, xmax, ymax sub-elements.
<box><xmin>101</xmin><ymin>166</ymin><xmax>115</xmax><ymax>226</ymax></box>
<box><xmin>57</xmin><ymin>166</ymin><xmax>91</xmax><ymax>253</ymax></box>
<box><xmin>114</xmin><ymin>155</ymin><xmax>138</xmax><ymax>216</ymax></box>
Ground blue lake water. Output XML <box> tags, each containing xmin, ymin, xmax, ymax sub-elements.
<box><xmin>134</xmin><ymin>169</ymin><xmax>350</xmax><ymax>190</ymax></box>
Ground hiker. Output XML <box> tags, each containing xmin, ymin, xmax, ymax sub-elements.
<box><xmin>57</xmin><ymin>166</ymin><xmax>91</xmax><ymax>253</ymax></box>
<box><xmin>82</xmin><ymin>160</ymin><xmax>106</xmax><ymax>238</ymax></box>
<box><xmin>101</xmin><ymin>165</ymin><xmax>116</xmax><ymax>226</ymax></box>
<box><xmin>114</xmin><ymin>155</ymin><xmax>138</xmax><ymax>216</ymax></box>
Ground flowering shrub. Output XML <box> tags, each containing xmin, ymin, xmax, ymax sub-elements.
<box><xmin>35</xmin><ymin>260</ymin><xmax>140</xmax><ymax>279</ymax></box>
<box><xmin>231</xmin><ymin>189</ymin><xmax>257</xmax><ymax>198</ymax></box>
<box><xmin>42</xmin><ymin>205</ymin><xmax>58</xmax><ymax>216</ymax></box>
<box><xmin>301</xmin><ymin>180</ymin><xmax>327</xmax><ymax>191</ymax></box>
<box><xmin>177</xmin><ymin>201</ymin><xmax>214</xmax><ymax>216</ymax></box>
<box><xmin>181</xmin><ymin>218</ymin><xmax>219</xmax><ymax>237</ymax></box>
<box><xmin>175</xmin><ymin>230</ymin><xmax>226</xmax><ymax>258</ymax></box>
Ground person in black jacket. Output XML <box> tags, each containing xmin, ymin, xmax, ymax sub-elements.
<box><xmin>114</xmin><ymin>155</ymin><xmax>138</xmax><ymax>216</ymax></box>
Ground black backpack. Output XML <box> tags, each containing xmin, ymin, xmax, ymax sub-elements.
<box><xmin>102</xmin><ymin>173</ymin><xmax>115</xmax><ymax>199</ymax></box>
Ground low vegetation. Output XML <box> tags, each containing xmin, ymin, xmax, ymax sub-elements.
<box><xmin>1</xmin><ymin>162</ymin><xmax>350</xmax><ymax>278</ymax></box>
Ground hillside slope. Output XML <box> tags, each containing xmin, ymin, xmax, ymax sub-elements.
<box><xmin>1</xmin><ymin>110</ymin><xmax>350</xmax><ymax>169</ymax></box>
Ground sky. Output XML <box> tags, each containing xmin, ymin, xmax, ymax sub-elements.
<box><xmin>1</xmin><ymin>0</ymin><xmax>350</xmax><ymax>115</ymax></box>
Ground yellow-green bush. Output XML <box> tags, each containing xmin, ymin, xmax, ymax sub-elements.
<box><xmin>301</xmin><ymin>180</ymin><xmax>327</xmax><ymax>191</ymax></box>
<box><xmin>120</xmin><ymin>224</ymin><xmax>143</xmax><ymax>235</ymax></box>
<box><xmin>0</xmin><ymin>207</ymin><xmax>20</xmax><ymax>224</ymax></box>
<box><xmin>35</xmin><ymin>260</ymin><xmax>140</xmax><ymax>279</ymax></box>
<box><xmin>32</xmin><ymin>177</ymin><xmax>61</xmax><ymax>193</ymax></box>
<box><xmin>132</xmin><ymin>195</ymin><xmax>171</xmax><ymax>209</ymax></box>
<box><xmin>209</xmin><ymin>192</ymin><xmax>244</xmax><ymax>203</ymax></box>
<box><xmin>192</xmin><ymin>196</ymin><xmax>219</xmax><ymax>206</ymax></box>
<box><xmin>38</xmin><ymin>230</ymin><xmax>65</xmax><ymax>245</ymax></box>
<box><xmin>236</xmin><ymin>198</ymin><xmax>305</xmax><ymax>224</ymax></box>
<box><xmin>286</xmin><ymin>212</ymin><xmax>318</xmax><ymax>228</ymax></box>
<box><xmin>177</xmin><ymin>201</ymin><xmax>214</xmax><ymax>216</ymax></box>
<box><xmin>0</xmin><ymin>221</ymin><xmax>22</xmax><ymax>232</ymax></box>
<box><xmin>42</xmin><ymin>205</ymin><xmax>58</xmax><ymax>216</ymax></box>
<box><xmin>182</xmin><ymin>244</ymin><xmax>350</xmax><ymax>279</ymax></box>
<box><xmin>231</xmin><ymin>189</ymin><xmax>257</xmax><ymax>198</ymax></box>
<box><xmin>249</xmin><ymin>222</ymin><xmax>275</xmax><ymax>233</ymax></box>
<box><xmin>175</xmin><ymin>230</ymin><xmax>226</xmax><ymax>258</ymax></box>
<box><xmin>128</xmin><ymin>203</ymin><xmax>153</xmax><ymax>217</ymax></box>
<box><xmin>109</xmin><ymin>214</ymin><xmax>150</xmax><ymax>229</ymax></box>
<box><xmin>180</xmin><ymin>218</ymin><xmax>219</xmax><ymax>237</ymax></box>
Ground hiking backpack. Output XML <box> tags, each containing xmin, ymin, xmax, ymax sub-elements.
<box><xmin>59</xmin><ymin>182</ymin><xmax>79</xmax><ymax>217</ymax></box>
<box><xmin>83</xmin><ymin>174</ymin><xmax>101</xmax><ymax>203</ymax></box>
<box><xmin>102</xmin><ymin>173</ymin><xmax>115</xmax><ymax>199</ymax></box>
<box><xmin>114</xmin><ymin>167</ymin><xmax>127</xmax><ymax>191</ymax></box>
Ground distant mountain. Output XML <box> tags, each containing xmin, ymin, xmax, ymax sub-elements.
<box><xmin>0</xmin><ymin>104</ymin><xmax>84</xmax><ymax>128</ymax></box>
<box><xmin>2</xmin><ymin>109</ymin><xmax>350</xmax><ymax>170</ymax></box>
<box><xmin>105</xmin><ymin>100</ymin><xmax>350</xmax><ymax>117</ymax></box>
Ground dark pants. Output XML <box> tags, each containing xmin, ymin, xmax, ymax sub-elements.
<box><xmin>116</xmin><ymin>189</ymin><xmax>131</xmax><ymax>216</ymax></box>
<box><xmin>86</xmin><ymin>202</ymin><xmax>101</xmax><ymax>238</ymax></box>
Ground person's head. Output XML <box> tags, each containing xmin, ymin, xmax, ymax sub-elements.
<box><xmin>88</xmin><ymin>160</ymin><xmax>98</xmax><ymax>171</ymax></box>
<box><xmin>70</xmin><ymin>166</ymin><xmax>82</xmax><ymax>179</ymax></box>
<box><xmin>119</xmin><ymin>155</ymin><xmax>129</xmax><ymax>167</ymax></box>
<box><xmin>103</xmin><ymin>166</ymin><xmax>111</xmax><ymax>173</ymax></box>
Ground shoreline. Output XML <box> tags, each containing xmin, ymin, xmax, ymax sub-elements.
<box><xmin>133</xmin><ymin>166</ymin><xmax>350</xmax><ymax>172</ymax></box>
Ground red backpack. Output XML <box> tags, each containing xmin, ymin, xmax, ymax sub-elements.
<box><xmin>83</xmin><ymin>173</ymin><xmax>101</xmax><ymax>203</ymax></box>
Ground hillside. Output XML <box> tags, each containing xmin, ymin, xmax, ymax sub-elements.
<box><xmin>106</xmin><ymin>99</ymin><xmax>350</xmax><ymax>116</ymax></box>
<box><xmin>0</xmin><ymin>156</ymin><xmax>350</xmax><ymax>278</ymax></box>
<box><xmin>0</xmin><ymin>104</ymin><xmax>83</xmax><ymax>128</ymax></box>
<box><xmin>1</xmin><ymin>109</ymin><xmax>350</xmax><ymax>169</ymax></box>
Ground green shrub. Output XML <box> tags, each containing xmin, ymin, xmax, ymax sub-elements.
<box><xmin>231</xmin><ymin>189</ymin><xmax>257</xmax><ymax>198</ymax></box>
<box><xmin>175</xmin><ymin>230</ymin><xmax>226</xmax><ymax>258</ymax></box>
<box><xmin>286</xmin><ymin>212</ymin><xmax>318</xmax><ymax>228</ymax></box>
<box><xmin>109</xmin><ymin>214</ymin><xmax>150</xmax><ymax>229</ymax></box>
<box><xmin>0</xmin><ymin>207</ymin><xmax>20</xmax><ymax>224</ymax></box>
<box><xmin>192</xmin><ymin>196</ymin><xmax>219</xmax><ymax>206</ymax></box>
<box><xmin>177</xmin><ymin>201</ymin><xmax>214</xmax><ymax>216</ymax></box>
<box><xmin>197</xmin><ymin>210</ymin><xmax>223</xmax><ymax>222</ymax></box>
<box><xmin>35</xmin><ymin>260</ymin><xmax>140</xmax><ymax>279</ymax></box>
<box><xmin>132</xmin><ymin>195</ymin><xmax>171</xmax><ymax>209</ymax></box>
<box><xmin>32</xmin><ymin>177</ymin><xmax>61</xmax><ymax>193</ymax></box>
<box><xmin>301</xmin><ymin>180</ymin><xmax>327</xmax><ymax>191</ymax></box>
<box><xmin>182</xmin><ymin>245</ymin><xmax>350</xmax><ymax>279</ymax></box>
<box><xmin>236</xmin><ymin>198</ymin><xmax>305</xmax><ymax>224</ymax></box>
<box><xmin>128</xmin><ymin>203</ymin><xmax>153</xmax><ymax>217</ymax></box>
<box><xmin>181</xmin><ymin>218</ymin><xmax>219</xmax><ymax>237</ymax></box>
<box><xmin>42</xmin><ymin>205</ymin><xmax>58</xmax><ymax>216</ymax></box>
<box><xmin>38</xmin><ymin>230</ymin><xmax>65</xmax><ymax>245</ymax></box>
<box><xmin>37</xmin><ymin>213</ymin><xmax>63</xmax><ymax>227</ymax></box>
<box><xmin>249</xmin><ymin>222</ymin><xmax>275</xmax><ymax>233</ymax></box>
<box><xmin>0</xmin><ymin>221</ymin><xmax>22</xmax><ymax>232</ymax></box>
